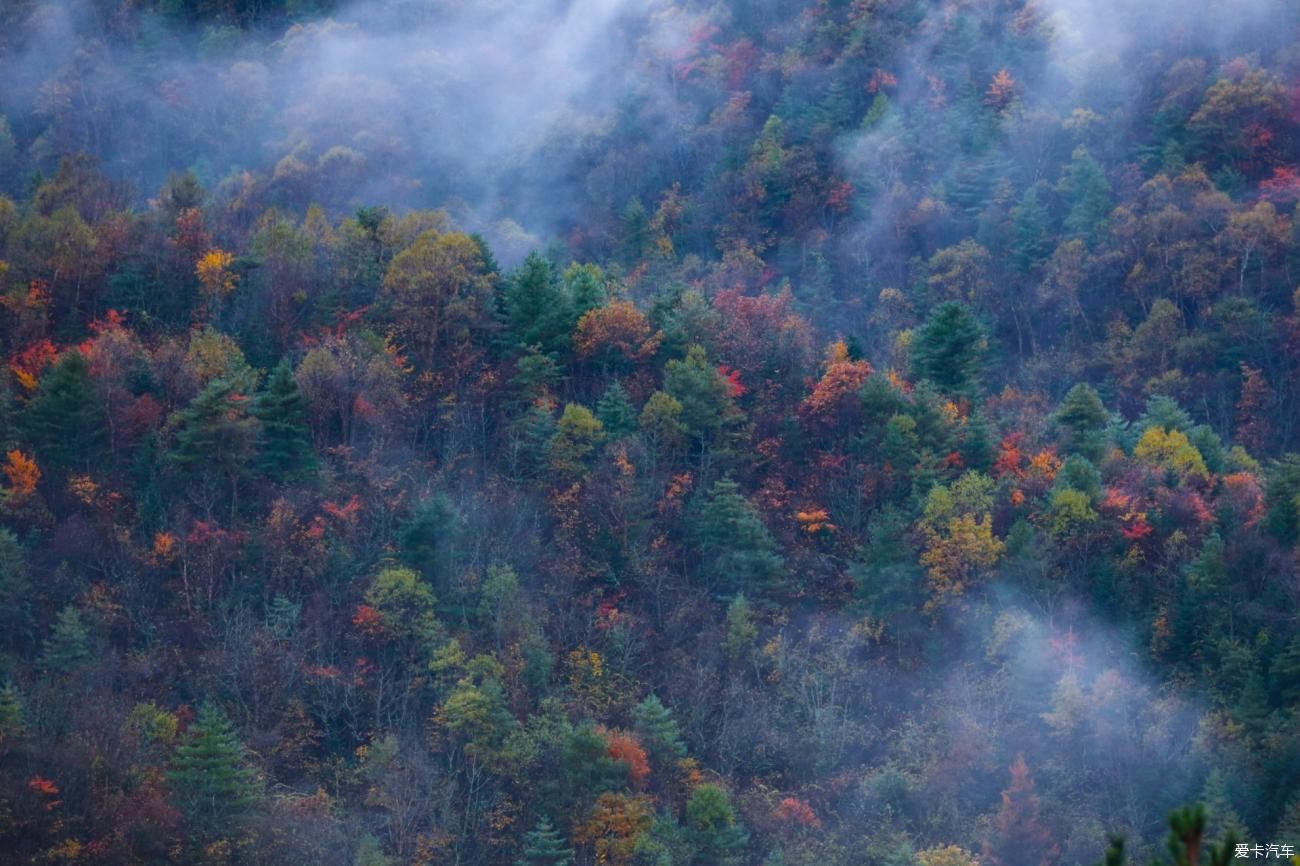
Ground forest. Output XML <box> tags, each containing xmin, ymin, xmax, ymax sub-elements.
<box><xmin>0</xmin><ymin>0</ymin><xmax>1299</xmax><ymax>863</ymax></box>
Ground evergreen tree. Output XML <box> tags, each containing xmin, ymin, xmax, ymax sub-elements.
<box><xmin>169</xmin><ymin>701</ymin><xmax>260</xmax><ymax>839</ymax></box>
<box><xmin>563</xmin><ymin>262</ymin><xmax>606</xmax><ymax>319</ymax></box>
<box><xmin>686</xmin><ymin>784</ymin><xmax>748</xmax><ymax>865</ymax></box>
<box><xmin>633</xmin><ymin>694</ymin><xmax>687</xmax><ymax>770</ymax></box>
<box><xmin>168</xmin><ymin>376</ymin><xmax>260</xmax><ymax>514</ymax></box>
<box><xmin>23</xmin><ymin>351</ymin><xmax>106</xmax><ymax>474</ymax></box>
<box><xmin>40</xmin><ymin>605</ymin><xmax>91</xmax><ymax>674</ymax></box>
<box><xmin>1062</xmin><ymin>146</ymin><xmax>1112</xmax><ymax>243</ymax></box>
<box><xmin>723</xmin><ymin>593</ymin><xmax>757</xmax><ymax>659</ymax></box>
<box><xmin>910</xmin><ymin>302</ymin><xmax>985</xmax><ymax>400</ymax></box>
<box><xmin>504</xmin><ymin>252</ymin><xmax>568</xmax><ymax>354</ymax></box>
<box><xmin>1010</xmin><ymin>184</ymin><xmax>1052</xmax><ymax>275</ymax></box>
<box><xmin>516</xmin><ymin>816</ymin><xmax>574</xmax><ymax>866</ymax></box>
<box><xmin>0</xmin><ymin>527</ymin><xmax>30</xmax><ymax>649</ymax></box>
<box><xmin>596</xmin><ymin>381</ymin><xmax>639</xmax><ymax>439</ymax></box>
<box><xmin>690</xmin><ymin>478</ymin><xmax>784</xmax><ymax>596</ymax></box>
<box><xmin>1199</xmin><ymin>770</ymin><xmax>1248</xmax><ymax>845</ymax></box>
<box><xmin>0</xmin><ymin>679</ymin><xmax>25</xmax><ymax>746</ymax></box>
<box><xmin>664</xmin><ymin>345</ymin><xmax>737</xmax><ymax>448</ymax></box>
<box><xmin>1056</xmin><ymin>383</ymin><xmax>1110</xmax><ymax>461</ymax></box>
<box><xmin>1265</xmin><ymin>454</ymin><xmax>1300</xmax><ymax>545</ymax></box>
<box><xmin>253</xmin><ymin>360</ymin><xmax>316</xmax><ymax>480</ymax></box>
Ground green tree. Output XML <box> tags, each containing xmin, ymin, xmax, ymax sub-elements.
<box><xmin>664</xmin><ymin>345</ymin><xmax>737</xmax><ymax>449</ymax></box>
<box><xmin>1055</xmin><ymin>383</ymin><xmax>1110</xmax><ymax>461</ymax></box>
<box><xmin>23</xmin><ymin>351</ymin><xmax>105</xmax><ymax>474</ymax></box>
<box><xmin>253</xmin><ymin>360</ymin><xmax>316</xmax><ymax>480</ymax></box>
<box><xmin>1062</xmin><ymin>147</ymin><xmax>1112</xmax><ymax>243</ymax></box>
<box><xmin>504</xmin><ymin>252</ymin><xmax>568</xmax><ymax>354</ymax></box>
<box><xmin>517</xmin><ymin>816</ymin><xmax>574</xmax><ymax>866</ymax></box>
<box><xmin>1265</xmin><ymin>454</ymin><xmax>1300</xmax><ymax>544</ymax></box>
<box><xmin>597</xmin><ymin>381</ymin><xmax>639</xmax><ymax>439</ymax></box>
<box><xmin>0</xmin><ymin>528</ymin><xmax>30</xmax><ymax>649</ymax></box>
<box><xmin>686</xmin><ymin>784</ymin><xmax>748</xmax><ymax>865</ymax></box>
<box><xmin>724</xmin><ymin>593</ymin><xmax>758</xmax><ymax>659</ymax></box>
<box><xmin>910</xmin><ymin>302</ymin><xmax>985</xmax><ymax>400</ymax></box>
<box><xmin>633</xmin><ymin>694</ymin><xmax>686</xmax><ymax>770</ymax></box>
<box><xmin>548</xmin><ymin>403</ymin><xmax>605</xmax><ymax>477</ymax></box>
<box><xmin>168</xmin><ymin>376</ymin><xmax>260</xmax><ymax>515</ymax></box>
<box><xmin>40</xmin><ymin>605</ymin><xmax>91</xmax><ymax>674</ymax></box>
<box><xmin>690</xmin><ymin>478</ymin><xmax>784</xmax><ymax>596</ymax></box>
<box><xmin>169</xmin><ymin>701</ymin><xmax>260</xmax><ymax>840</ymax></box>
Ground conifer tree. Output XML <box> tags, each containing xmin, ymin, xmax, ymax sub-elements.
<box><xmin>23</xmin><ymin>351</ymin><xmax>105</xmax><ymax>474</ymax></box>
<box><xmin>40</xmin><ymin>605</ymin><xmax>91</xmax><ymax>674</ymax></box>
<box><xmin>983</xmin><ymin>755</ymin><xmax>1056</xmax><ymax>866</ymax></box>
<box><xmin>1055</xmin><ymin>383</ymin><xmax>1110</xmax><ymax>461</ymax></box>
<box><xmin>0</xmin><ymin>679</ymin><xmax>25</xmax><ymax>746</ymax></box>
<box><xmin>690</xmin><ymin>478</ymin><xmax>784</xmax><ymax>596</ymax></box>
<box><xmin>686</xmin><ymin>784</ymin><xmax>748</xmax><ymax>865</ymax></box>
<box><xmin>911</xmin><ymin>302</ymin><xmax>985</xmax><ymax>400</ymax></box>
<box><xmin>516</xmin><ymin>816</ymin><xmax>574</xmax><ymax>866</ymax></box>
<box><xmin>169</xmin><ymin>701</ymin><xmax>260</xmax><ymax>839</ymax></box>
<box><xmin>504</xmin><ymin>252</ymin><xmax>568</xmax><ymax>355</ymax></box>
<box><xmin>633</xmin><ymin>694</ymin><xmax>687</xmax><ymax>770</ymax></box>
<box><xmin>169</xmin><ymin>375</ymin><xmax>260</xmax><ymax>514</ymax></box>
<box><xmin>596</xmin><ymin>381</ymin><xmax>639</xmax><ymax>439</ymax></box>
<box><xmin>253</xmin><ymin>360</ymin><xmax>316</xmax><ymax>480</ymax></box>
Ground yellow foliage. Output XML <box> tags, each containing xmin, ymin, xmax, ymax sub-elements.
<box><xmin>195</xmin><ymin>248</ymin><xmax>237</xmax><ymax>299</ymax></box>
<box><xmin>3</xmin><ymin>449</ymin><xmax>39</xmax><ymax>497</ymax></box>
<box><xmin>917</xmin><ymin>845</ymin><xmax>980</xmax><ymax>866</ymax></box>
<box><xmin>1134</xmin><ymin>426</ymin><xmax>1209</xmax><ymax>480</ymax></box>
<box><xmin>795</xmin><ymin>508</ymin><xmax>837</xmax><ymax>534</ymax></box>
<box><xmin>920</xmin><ymin>513</ymin><xmax>1004</xmax><ymax>606</ymax></box>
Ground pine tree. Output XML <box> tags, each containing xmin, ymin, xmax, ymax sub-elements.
<box><xmin>253</xmin><ymin>360</ymin><xmax>316</xmax><ymax>480</ymax></box>
<box><xmin>41</xmin><ymin>605</ymin><xmax>91</xmax><ymax>674</ymax></box>
<box><xmin>1062</xmin><ymin>146</ymin><xmax>1112</xmax><ymax>244</ymax></box>
<box><xmin>516</xmin><ymin>816</ymin><xmax>574</xmax><ymax>866</ymax></box>
<box><xmin>686</xmin><ymin>784</ymin><xmax>748</xmax><ymax>865</ymax></box>
<box><xmin>664</xmin><ymin>345</ymin><xmax>737</xmax><ymax>447</ymax></box>
<box><xmin>23</xmin><ymin>351</ymin><xmax>106</xmax><ymax>474</ymax></box>
<box><xmin>1056</xmin><ymin>383</ymin><xmax>1110</xmax><ymax>461</ymax></box>
<box><xmin>0</xmin><ymin>527</ymin><xmax>30</xmax><ymax>649</ymax></box>
<box><xmin>0</xmin><ymin>679</ymin><xmax>25</xmax><ymax>746</ymax></box>
<box><xmin>633</xmin><ymin>694</ymin><xmax>687</xmax><ymax>770</ymax></box>
<box><xmin>169</xmin><ymin>701</ymin><xmax>260</xmax><ymax>839</ymax></box>
<box><xmin>504</xmin><ymin>253</ymin><xmax>568</xmax><ymax>354</ymax></box>
<box><xmin>1199</xmin><ymin>770</ymin><xmax>1248</xmax><ymax>845</ymax></box>
<box><xmin>911</xmin><ymin>302</ymin><xmax>985</xmax><ymax>400</ymax></box>
<box><xmin>690</xmin><ymin>478</ymin><xmax>784</xmax><ymax>596</ymax></box>
<box><xmin>596</xmin><ymin>381</ymin><xmax>639</xmax><ymax>439</ymax></box>
<box><xmin>169</xmin><ymin>376</ymin><xmax>260</xmax><ymax>514</ymax></box>
<box><xmin>723</xmin><ymin>593</ymin><xmax>757</xmax><ymax>659</ymax></box>
<box><xmin>1010</xmin><ymin>185</ymin><xmax>1052</xmax><ymax>275</ymax></box>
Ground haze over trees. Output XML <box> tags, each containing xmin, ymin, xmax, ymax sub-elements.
<box><xmin>0</xmin><ymin>0</ymin><xmax>1298</xmax><ymax>863</ymax></box>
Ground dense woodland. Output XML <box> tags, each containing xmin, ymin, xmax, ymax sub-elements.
<box><xmin>1</xmin><ymin>0</ymin><xmax>1300</xmax><ymax>863</ymax></box>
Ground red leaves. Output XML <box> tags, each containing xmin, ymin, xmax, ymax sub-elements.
<box><xmin>352</xmin><ymin>604</ymin><xmax>385</xmax><ymax>637</ymax></box>
<box><xmin>28</xmin><ymin>776</ymin><xmax>62</xmax><ymax>810</ymax></box>
<box><xmin>718</xmin><ymin>364</ymin><xmax>746</xmax><ymax>397</ymax></box>
<box><xmin>603</xmin><ymin>730</ymin><xmax>650</xmax><ymax>789</ymax></box>
<box><xmin>774</xmin><ymin>796</ymin><xmax>821</xmax><ymax>828</ymax></box>
<box><xmin>322</xmin><ymin>495</ymin><xmax>362</xmax><ymax>523</ymax></box>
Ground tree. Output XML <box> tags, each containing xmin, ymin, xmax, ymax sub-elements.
<box><xmin>724</xmin><ymin>593</ymin><xmax>758</xmax><ymax>659</ymax></box>
<box><xmin>983</xmin><ymin>755</ymin><xmax>1057</xmax><ymax>866</ymax></box>
<box><xmin>169</xmin><ymin>701</ymin><xmax>260</xmax><ymax>841</ymax></box>
<box><xmin>690</xmin><ymin>478</ymin><xmax>784</xmax><ymax>596</ymax></box>
<box><xmin>40</xmin><ymin>605</ymin><xmax>90</xmax><ymax>674</ymax></box>
<box><xmin>632</xmin><ymin>695</ymin><xmax>686</xmax><ymax>771</ymax></box>
<box><xmin>911</xmin><ymin>302</ymin><xmax>985</xmax><ymax>400</ymax></box>
<box><xmin>1234</xmin><ymin>364</ymin><xmax>1273</xmax><ymax>454</ymax></box>
<box><xmin>253</xmin><ymin>360</ymin><xmax>316</xmax><ymax>480</ymax></box>
<box><xmin>503</xmin><ymin>253</ymin><xmax>568</xmax><ymax>355</ymax></box>
<box><xmin>168</xmin><ymin>375</ymin><xmax>260</xmax><ymax>515</ymax></box>
<box><xmin>382</xmin><ymin>230</ymin><xmax>494</xmax><ymax>368</ymax></box>
<box><xmin>597</xmin><ymin>381</ymin><xmax>639</xmax><ymax>439</ymax></box>
<box><xmin>548</xmin><ymin>403</ymin><xmax>605</xmax><ymax>478</ymax></box>
<box><xmin>517</xmin><ymin>816</ymin><xmax>574</xmax><ymax>866</ymax></box>
<box><xmin>1062</xmin><ymin>147</ymin><xmax>1112</xmax><ymax>243</ymax></box>
<box><xmin>686</xmin><ymin>784</ymin><xmax>748</xmax><ymax>865</ymax></box>
<box><xmin>664</xmin><ymin>345</ymin><xmax>738</xmax><ymax>450</ymax></box>
<box><xmin>23</xmin><ymin>351</ymin><xmax>105</xmax><ymax>475</ymax></box>
<box><xmin>1055</xmin><ymin>384</ymin><xmax>1109</xmax><ymax>461</ymax></box>
<box><xmin>1264</xmin><ymin>454</ymin><xmax>1300</xmax><ymax>544</ymax></box>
